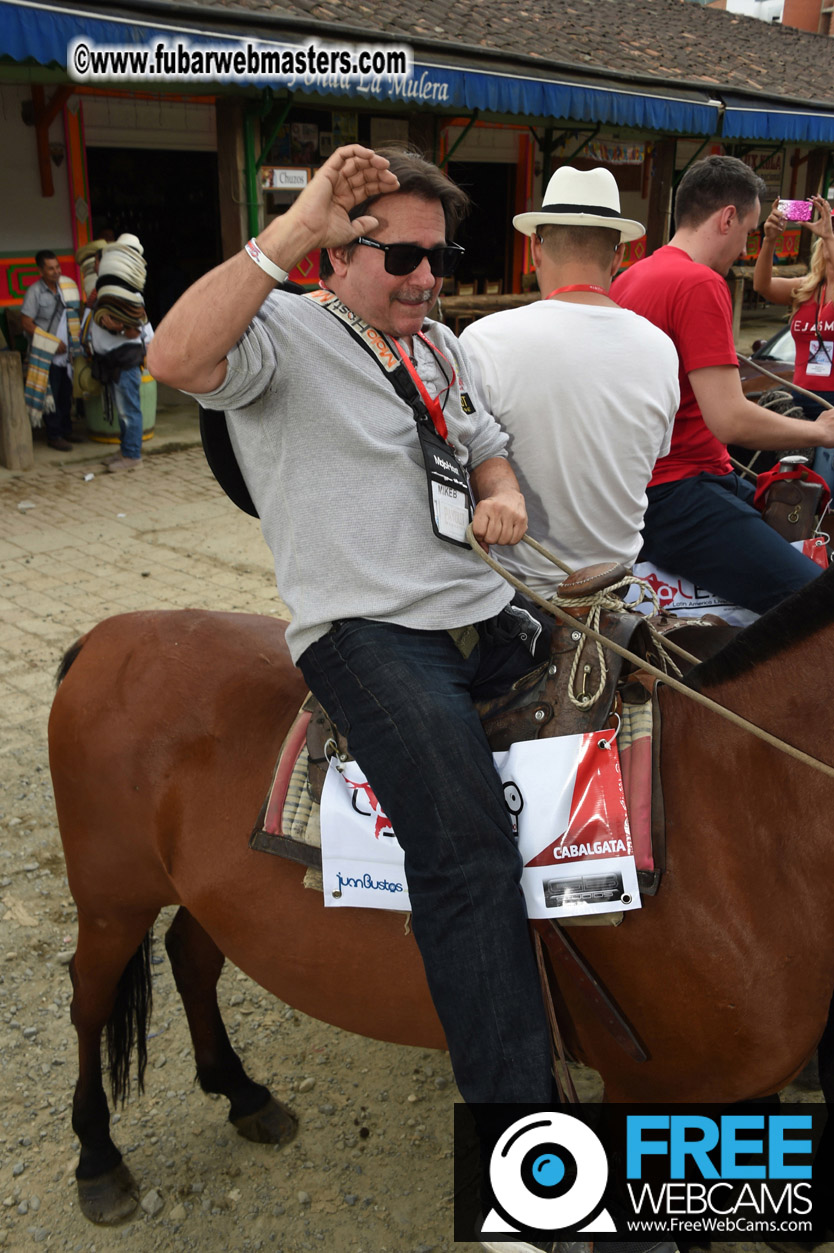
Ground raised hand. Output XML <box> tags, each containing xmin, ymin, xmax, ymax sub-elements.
<box><xmin>148</xmin><ymin>145</ymin><xmax>401</xmax><ymax>394</ymax></box>
<box><xmin>267</xmin><ymin>145</ymin><xmax>400</xmax><ymax>260</ymax></box>
<box><xmin>806</xmin><ymin>194</ymin><xmax>834</xmax><ymax>241</ymax></box>
<box><xmin>762</xmin><ymin>197</ymin><xmax>786</xmax><ymax>243</ymax></box>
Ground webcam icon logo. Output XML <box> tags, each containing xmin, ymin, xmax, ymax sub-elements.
<box><xmin>481</xmin><ymin>1111</ymin><xmax>616</xmax><ymax>1234</ymax></box>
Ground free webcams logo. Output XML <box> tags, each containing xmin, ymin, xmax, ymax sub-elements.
<box><xmin>458</xmin><ymin>1104</ymin><xmax>825</xmax><ymax>1241</ymax></box>
<box><xmin>482</xmin><ymin>1111</ymin><xmax>615</xmax><ymax>1234</ymax></box>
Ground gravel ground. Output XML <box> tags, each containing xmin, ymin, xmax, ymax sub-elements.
<box><xmin>0</xmin><ymin>446</ymin><xmax>830</xmax><ymax>1253</ymax></box>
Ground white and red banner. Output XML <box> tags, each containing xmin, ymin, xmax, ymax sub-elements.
<box><xmin>320</xmin><ymin>733</ymin><xmax>641</xmax><ymax>918</ymax></box>
<box><xmin>320</xmin><ymin>763</ymin><xmax>411</xmax><ymax>911</ymax></box>
<box><xmin>629</xmin><ymin>537</ymin><xmax>828</xmax><ymax>626</ymax></box>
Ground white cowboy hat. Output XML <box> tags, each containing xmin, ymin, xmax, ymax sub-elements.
<box><xmin>513</xmin><ymin>166</ymin><xmax>645</xmax><ymax>243</ymax></box>
<box><xmin>76</xmin><ymin>239</ymin><xmax>107</xmax><ymax>265</ymax></box>
<box><xmin>95</xmin><ymin>284</ymin><xmax>147</xmax><ymax>305</ymax></box>
<box><xmin>115</xmin><ymin>233</ymin><xmax>144</xmax><ymax>255</ymax></box>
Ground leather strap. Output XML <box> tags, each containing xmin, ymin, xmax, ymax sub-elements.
<box><xmin>542</xmin><ymin>919</ymin><xmax>649</xmax><ymax>1063</ymax></box>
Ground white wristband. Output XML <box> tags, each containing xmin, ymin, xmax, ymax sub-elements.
<box><xmin>245</xmin><ymin>238</ymin><xmax>289</xmax><ymax>284</ymax></box>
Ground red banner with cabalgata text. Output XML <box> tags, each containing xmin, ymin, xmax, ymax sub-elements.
<box><xmin>495</xmin><ymin>733</ymin><xmax>641</xmax><ymax>919</ymax></box>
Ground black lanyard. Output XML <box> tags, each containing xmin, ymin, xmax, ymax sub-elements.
<box><xmin>308</xmin><ymin>290</ymin><xmax>474</xmax><ymax>547</ymax></box>
<box><xmin>390</xmin><ymin>334</ymin><xmax>456</xmax><ymax>440</ymax></box>
<box><xmin>815</xmin><ymin>283</ymin><xmax>833</xmax><ymax>366</ymax></box>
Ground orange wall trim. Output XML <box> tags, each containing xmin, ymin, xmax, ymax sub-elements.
<box><xmin>64</xmin><ymin>97</ymin><xmax>92</xmax><ymax>255</ymax></box>
<box><xmin>0</xmin><ymin>254</ymin><xmax>79</xmax><ymax>308</ymax></box>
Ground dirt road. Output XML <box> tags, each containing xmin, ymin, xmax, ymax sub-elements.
<box><xmin>0</xmin><ymin>446</ymin><xmax>828</xmax><ymax>1253</ymax></box>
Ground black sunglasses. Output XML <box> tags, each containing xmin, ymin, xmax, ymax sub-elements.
<box><xmin>355</xmin><ymin>236</ymin><xmax>465</xmax><ymax>278</ymax></box>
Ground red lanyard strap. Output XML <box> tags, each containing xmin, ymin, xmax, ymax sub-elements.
<box><xmin>546</xmin><ymin>284</ymin><xmax>607</xmax><ymax>298</ymax></box>
<box><xmin>391</xmin><ymin>335</ymin><xmax>454</xmax><ymax>441</ymax></box>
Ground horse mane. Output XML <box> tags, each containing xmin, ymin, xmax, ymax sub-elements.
<box><xmin>55</xmin><ymin>637</ymin><xmax>85</xmax><ymax>689</ymax></box>
<box><xmin>688</xmin><ymin>564</ymin><xmax>834</xmax><ymax>692</ymax></box>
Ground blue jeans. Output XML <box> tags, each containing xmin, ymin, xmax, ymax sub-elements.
<box><xmin>298</xmin><ymin>616</ymin><xmax>554</xmax><ymax>1105</ymax></box>
<box><xmin>641</xmin><ymin>471</ymin><xmax>823</xmax><ymax>614</ymax></box>
<box><xmin>112</xmin><ymin>366</ymin><xmax>143</xmax><ymax>460</ymax></box>
<box><xmin>797</xmin><ymin>390</ymin><xmax>834</xmax><ymax>499</ymax></box>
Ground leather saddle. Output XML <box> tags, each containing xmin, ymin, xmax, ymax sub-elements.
<box><xmin>306</xmin><ymin>562</ymin><xmax>659</xmax><ymax>802</ymax></box>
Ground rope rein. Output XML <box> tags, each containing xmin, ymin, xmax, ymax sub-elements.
<box><xmin>550</xmin><ymin>574</ymin><xmax>683</xmax><ymax>710</ymax></box>
<box><xmin>519</xmin><ymin>531</ymin><xmax>702</xmax><ymax>672</ymax></box>
<box><xmin>736</xmin><ymin>352</ymin><xmax>834</xmax><ymax>412</ymax></box>
<box><xmin>467</xmin><ymin>525</ymin><xmax>834</xmax><ymax>783</ymax></box>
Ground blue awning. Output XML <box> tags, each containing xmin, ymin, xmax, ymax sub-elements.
<box><xmin>721</xmin><ymin>93</ymin><xmax>834</xmax><ymax>144</ymax></box>
<box><xmin>9</xmin><ymin>1</ymin><xmax>834</xmax><ymax>142</ymax></box>
<box><xmin>385</xmin><ymin>61</ymin><xmax>720</xmax><ymax>135</ymax></box>
<box><xmin>1</xmin><ymin>0</ymin><xmax>720</xmax><ymax>135</ymax></box>
<box><xmin>1</xmin><ymin>0</ymin><xmax>236</xmax><ymax>62</ymax></box>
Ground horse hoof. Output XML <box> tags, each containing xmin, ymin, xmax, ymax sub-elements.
<box><xmin>233</xmin><ymin>1095</ymin><xmax>298</xmax><ymax>1146</ymax></box>
<box><xmin>77</xmin><ymin>1161</ymin><xmax>140</xmax><ymax>1224</ymax></box>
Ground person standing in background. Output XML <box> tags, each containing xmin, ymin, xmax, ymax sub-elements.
<box><xmin>21</xmin><ymin>250</ymin><xmax>83</xmax><ymax>450</ymax></box>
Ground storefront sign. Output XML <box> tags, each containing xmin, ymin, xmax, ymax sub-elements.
<box><xmin>260</xmin><ymin>166</ymin><xmax>309</xmax><ymax>191</ymax></box>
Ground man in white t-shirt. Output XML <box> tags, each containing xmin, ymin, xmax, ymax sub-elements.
<box><xmin>461</xmin><ymin>167</ymin><xmax>679</xmax><ymax>595</ymax></box>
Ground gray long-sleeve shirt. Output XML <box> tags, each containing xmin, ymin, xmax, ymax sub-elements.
<box><xmin>190</xmin><ymin>289</ymin><xmax>513</xmax><ymax>662</ymax></box>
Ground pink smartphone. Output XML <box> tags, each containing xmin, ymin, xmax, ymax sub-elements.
<box><xmin>777</xmin><ymin>199</ymin><xmax>813</xmax><ymax>222</ymax></box>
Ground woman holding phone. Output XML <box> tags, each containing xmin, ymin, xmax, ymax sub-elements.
<box><xmin>754</xmin><ymin>193</ymin><xmax>834</xmax><ymax>491</ymax></box>
<box><xmin>754</xmin><ymin>193</ymin><xmax>834</xmax><ymax>417</ymax></box>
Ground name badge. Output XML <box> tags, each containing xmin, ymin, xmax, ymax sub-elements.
<box><xmin>416</xmin><ymin>420</ymin><xmax>473</xmax><ymax>547</ymax></box>
<box><xmin>807</xmin><ymin>340</ymin><xmax>833</xmax><ymax>377</ymax></box>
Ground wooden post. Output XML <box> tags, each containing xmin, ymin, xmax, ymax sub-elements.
<box><xmin>0</xmin><ymin>353</ymin><xmax>34</xmax><ymax>471</ymax></box>
<box><xmin>216</xmin><ymin>99</ymin><xmax>248</xmax><ymax>261</ymax></box>
<box><xmin>645</xmin><ymin>138</ymin><xmax>676</xmax><ymax>255</ymax></box>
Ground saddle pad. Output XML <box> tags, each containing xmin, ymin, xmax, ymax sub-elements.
<box><xmin>282</xmin><ymin>745</ymin><xmax>321</xmax><ymax>847</ymax></box>
<box><xmin>249</xmin><ymin>706</ymin><xmax>321</xmax><ymax>865</ymax></box>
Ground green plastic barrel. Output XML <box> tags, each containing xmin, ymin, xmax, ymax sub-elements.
<box><xmin>83</xmin><ymin>370</ymin><xmax>157</xmax><ymax>444</ymax></box>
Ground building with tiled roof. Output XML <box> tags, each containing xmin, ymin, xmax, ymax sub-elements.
<box><xmin>1</xmin><ymin>0</ymin><xmax>832</xmax><ymax>314</ymax></box>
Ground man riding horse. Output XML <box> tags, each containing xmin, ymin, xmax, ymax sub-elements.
<box><xmin>148</xmin><ymin>146</ymin><xmax>676</xmax><ymax>1253</ymax></box>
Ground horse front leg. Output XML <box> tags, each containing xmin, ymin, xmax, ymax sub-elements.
<box><xmin>70</xmin><ymin>909</ymin><xmax>157</xmax><ymax>1224</ymax></box>
<box><xmin>164</xmin><ymin>907</ymin><xmax>297</xmax><ymax>1146</ymax></box>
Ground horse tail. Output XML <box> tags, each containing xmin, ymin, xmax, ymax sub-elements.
<box><xmin>55</xmin><ymin>635</ymin><xmax>88</xmax><ymax>689</ymax></box>
<box><xmin>105</xmin><ymin>930</ymin><xmax>154</xmax><ymax>1105</ymax></box>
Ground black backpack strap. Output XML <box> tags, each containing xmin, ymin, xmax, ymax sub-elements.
<box><xmin>199</xmin><ymin>283</ymin><xmax>434</xmax><ymax>518</ymax></box>
<box><xmin>199</xmin><ymin>279</ymin><xmax>307</xmax><ymax>518</ymax></box>
<box><xmin>199</xmin><ymin>405</ymin><xmax>259</xmax><ymax>518</ymax></box>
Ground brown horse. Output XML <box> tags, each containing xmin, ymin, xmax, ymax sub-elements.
<box><xmin>48</xmin><ymin>576</ymin><xmax>834</xmax><ymax>1224</ymax></box>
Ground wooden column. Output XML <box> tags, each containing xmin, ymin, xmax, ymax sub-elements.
<box><xmin>645</xmin><ymin>138</ymin><xmax>677</xmax><ymax>255</ymax></box>
<box><xmin>216</xmin><ymin>99</ymin><xmax>249</xmax><ymax>260</ymax></box>
<box><xmin>31</xmin><ymin>84</ymin><xmax>74</xmax><ymax>198</ymax></box>
<box><xmin>0</xmin><ymin>354</ymin><xmax>34</xmax><ymax>471</ymax></box>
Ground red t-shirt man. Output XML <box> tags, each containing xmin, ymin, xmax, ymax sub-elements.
<box><xmin>612</xmin><ymin>245</ymin><xmax>737</xmax><ymax>485</ymax></box>
<box><xmin>607</xmin><ymin>155</ymin><xmax>834</xmax><ymax>615</ymax></box>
